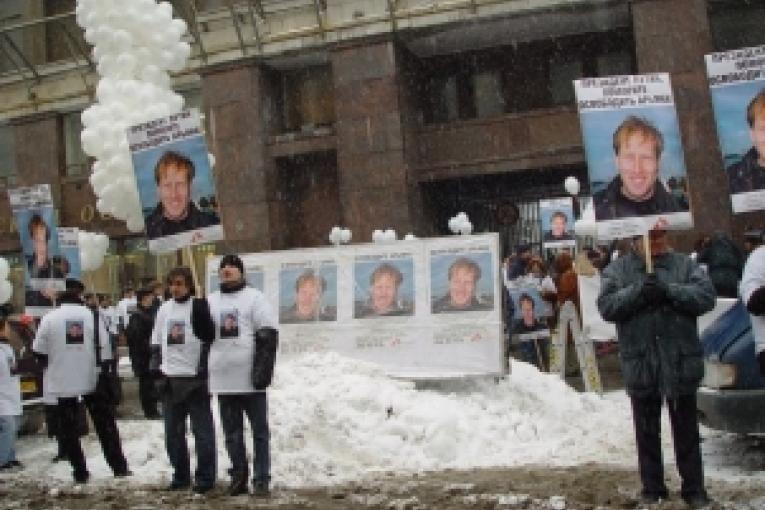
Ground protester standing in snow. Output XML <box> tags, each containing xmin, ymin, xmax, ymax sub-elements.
<box><xmin>740</xmin><ymin>243</ymin><xmax>765</xmax><ymax>376</ymax></box>
<box><xmin>149</xmin><ymin>266</ymin><xmax>216</xmax><ymax>493</ymax></box>
<box><xmin>597</xmin><ymin>229</ymin><xmax>715</xmax><ymax>508</ymax></box>
<box><xmin>0</xmin><ymin>316</ymin><xmax>21</xmax><ymax>470</ymax></box>
<box><xmin>126</xmin><ymin>287</ymin><xmax>161</xmax><ymax>419</ymax></box>
<box><xmin>207</xmin><ymin>255</ymin><xmax>278</xmax><ymax>497</ymax></box>
<box><xmin>32</xmin><ymin>279</ymin><xmax>130</xmax><ymax>483</ymax></box>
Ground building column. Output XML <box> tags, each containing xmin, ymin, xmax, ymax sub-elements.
<box><xmin>632</xmin><ymin>0</ymin><xmax>752</xmax><ymax>243</ymax></box>
<box><xmin>332</xmin><ymin>39</ymin><xmax>414</xmax><ymax>241</ymax></box>
<box><xmin>200</xmin><ymin>61</ymin><xmax>281</xmax><ymax>253</ymax></box>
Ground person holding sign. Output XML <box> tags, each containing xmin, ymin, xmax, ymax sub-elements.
<box><xmin>149</xmin><ymin>267</ymin><xmax>216</xmax><ymax>494</ymax></box>
<box><xmin>207</xmin><ymin>254</ymin><xmax>278</xmax><ymax>497</ymax></box>
<box><xmin>594</xmin><ymin>117</ymin><xmax>683</xmax><ymax>220</ymax></box>
<box><xmin>144</xmin><ymin>151</ymin><xmax>219</xmax><ymax>240</ymax></box>
<box><xmin>727</xmin><ymin>89</ymin><xmax>765</xmax><ymax>194</ymax></box>
<box><xmin>597</xmin><ymin>229</ymin><xmax>715</xmax><ymax>508</ymax></box>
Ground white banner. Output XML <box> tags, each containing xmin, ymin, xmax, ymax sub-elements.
<box><xmin>207</xmin><ymin>234</ymin><xmax>504</xmax><ymax>379</ymax></box>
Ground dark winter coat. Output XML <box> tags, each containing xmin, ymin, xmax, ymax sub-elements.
<box><xmin>597</xmin><ymin>251</ymin><xmax>715</xmax><ymax>398</ymax></box>
<box><xmin>125</xmin><ymin>304</ymin><xmax>155</xmax><ymax>377</ymax></box>
<box><xmin>727</xmin><ymin>147</ymin><xmax>765</xmax><ymax>194</ymax></box>
<box><xmin>697</xmin><ymin>233</ymin><xmax>743</xmax><ymax>298</ymax></box>
<box><xmin>593</xmin><ymin>176</ymin><xmax>683</xmax><ymax>220</ymax></box>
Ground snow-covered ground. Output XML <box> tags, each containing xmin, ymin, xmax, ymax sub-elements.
<box><xmin>13</xmin><ymin>353</ymin><xmax>765</xmax><ymax>489</ymax></box>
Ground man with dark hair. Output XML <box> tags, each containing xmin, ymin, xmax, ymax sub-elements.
<box><xmin>433</xmin><ymin>257</ymin><xmax>493</xmax><ymax>313</ymax></box>
<box><xmin>32</xmin><ymin>279</ymin><xmax>130</xmax><ymax>484</ymax></box>
<box><xmin>144</xmin><ymin>151</ymin><xmax>219</xmax><ymax>239</ymax></box>
<box><xmin>149</xmin><ymin>266</ymin><xmax>216</xmax><ymax>494</ymax></box>
<box><xmin>598</xmin><ymin>229</ymin><xmax>715</xmax><ymax>508</ymax></box>
<box><xmin>207</xmin><ymin>255</ymin><xmax>279</xmax><ymax>497</ymax></box>
<box><xmin>727</xmin><ymin>88</ymin><xmax>765</xmax><ymax>194</ymax></box>
<box><xmin>594</xmin><ymin>116</ymin><xmax>683</xmax><ymax>220</ymax></box>
<box><xmin>126</xmin><ymin>287</ymin><xmax>161</xmax><ymax>419</ymax></box>
<box><xmin>355</xmin><ymin>264</ymin><xmax>412</xmax><ymax>318</ymax></box>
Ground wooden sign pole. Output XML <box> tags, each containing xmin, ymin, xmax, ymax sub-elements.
<box><xmin>643</xmin><ymin>233</ymin><xmax>653</xmax><ymax>274</ymax></box>
<box><xmin>185</xmin><ymin>246</ymin><xmax>201</xmax><ymax>297</ymax></box>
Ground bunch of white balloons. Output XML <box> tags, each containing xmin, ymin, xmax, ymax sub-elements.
<box><xmin>76</xmin><ymin>0</ymin><xmax>190</xmax><ymax>232</ymax></box>
<box><xmin>0</xmin><ymin>257</ymin><xmax>11</xmax><ymax>304</ymax></box>
<box><xmin>448</xmin><ymin>212</ymin><xmax>473</xmax><ymax>235</ymax></box>
<box><xmin>372</xmin><ymin>229</ymin><xmax>397</xmax><ymax>243</ymax></box>
<box><xmin>328</xmin><ymin>226</ymin><xmax>352</xmax><ymax>246</ymax></box>
<box><xmin>79</xmin><ymin>231</ymin><xmax>110</xmax><ymax>272</ymax></box>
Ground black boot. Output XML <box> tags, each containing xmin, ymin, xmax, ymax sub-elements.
<box><xmin>228</xmin><ymin>472</ymin><xmax>248</xmax><ymax>496</ymax></box>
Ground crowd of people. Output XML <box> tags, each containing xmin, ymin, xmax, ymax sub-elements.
<box><xmin>0</xmin><ymin>254</ymin><xmax>279</xmax><ymax>498</ymax></box>
<box><xmin>1</xmin><ymin>229</ymin><xmax>764</xmax><ymax>509</ymax></box>
<box><xmin>501</xmin><ymin>227</ymin><xmax>765</xmax><ymax>509</ymax></box>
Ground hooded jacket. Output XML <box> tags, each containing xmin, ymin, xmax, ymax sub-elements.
<box><xmin>597</xmin><ymin>251</ymin><xmax>715</xmax><ymax>398</ymax></box>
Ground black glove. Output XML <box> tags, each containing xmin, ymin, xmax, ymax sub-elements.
<box><xmin>641</xmin><ymin>273</ymin><xmax>667</xmax><ymax>304</ymax></box>
<box><xmin>191</xmin><ymin>298</ymin><xmax>216</xmax><ymax>343</ymax></box>
<box><xmin>197</xmin><ymin>342</ymin><xmax>211</xmax><ymax>380</ymax></box>
<box><xmin>252</xmin><ymin>327</ymin><xmax>278</xmax><ymax>390</ymax></box>
<box><xmin>746</xmin><ymin>287</ymin><xmax>765</xmax><ymax>316</ymax></box>
<box><xmin>148</xmin><ymin>345</ymin><xmax>162</xmax><ymax>378</ymax></box>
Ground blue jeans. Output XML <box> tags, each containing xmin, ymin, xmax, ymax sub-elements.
<box><xmin>218</xmin><ymin>393</ymin><xmax>270</xmax><ymax>483</ymax></box>
<box><xmin>163</xmin><ymin>384</ymin><xmax>216</xmax><ymax>488</ymax></box>
<box><xmin>0</xmin><ymin>415</ymin><xmax>18</xmax><ymax>466</ymax></box>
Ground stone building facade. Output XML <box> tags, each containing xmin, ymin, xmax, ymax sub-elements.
<box><xmin>0</xmin><ymin>0</ymin><xmax>761</xmax><ymax>293</ymax></box>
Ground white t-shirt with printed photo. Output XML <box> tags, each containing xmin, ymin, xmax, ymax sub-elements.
<box><xmin>151</xmin><ymin>298</ymin><xmax>202</xmax><ymax>377</ymax></box>
<box><xmin>32</xmin><ymin>303</ymin><xmax>107</xmax><ymax>398</ymax></box>
<box><xmin>207</xmin><ymin>286</ymin><xmax>277</xmax><ymax>394</ymax></box>
<box><xmin>0</xmin><ymin>342</ymin><xmax>21</xmax><ymax>416</ymax></box>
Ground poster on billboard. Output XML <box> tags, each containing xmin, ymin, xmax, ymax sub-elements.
<box><xmin>127</xmin><ymin>109</ymin><xmax>224</xmax><ymax>253</ymax></box>
<box><xmin>353</xmin><ymin>254</ymin><xmax>415</xmax><ymax>319</ymax></box>
<box><xmin>539</xmin><ymin>197</ymin><xmax>576</xmax><ymax>250</ymax></box>
<box><xmin>8</xmin><ymin>185</ymin><xmax>65</xmax><ymax>316</ymax></box>
<box><xmin>206</xmin><ymin>234</ymin><xmax>503</xmax><ymax>379</ymax></box>
<box><xmin>705</xmin><ymin>44</ymin><xmax>765</xmax><ymax>213</ymax></box>
<box><xmin>57</xmin><ymin>227</ymin><xmax>81</xmax><ymax>282</ymax></box>
<box><xmin>279</xmin><ymin>261</ymin><xmax>338</xmax><ymax>324</ymax></box>
<box><xmin>574</xmin><ymin>73</ymin><xmax>692</xmax><ymax>239</ymax></box>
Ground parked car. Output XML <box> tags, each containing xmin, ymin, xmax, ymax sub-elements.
<box><xmin>697</xmin><ymin>299</ymin><xmax>765</xmax><ymax>434</ymax></box>
<box><xmin>8</xmin><ymin>315</ymin><xmax>45</xmax><ymax>435</ymax></box>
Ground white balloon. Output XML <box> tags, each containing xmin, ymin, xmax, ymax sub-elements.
<box><xmin>0</xmin><ymin>257</ymin><xmax>8</xmax><ymax>280</ymax></box>
<box><xmin>126</xmin><ymin>214</ymin><xmax>145</xmax><ymax>233</ymax></box>
<box><xmin>0</xmin><ymin>280</ymin><xmax>12</xmax><ymax>305</ymax></box>
<box><xmin>564</xmin><ymin>176</ymin><xmax>580</xmax><ymax>196</ymax></box>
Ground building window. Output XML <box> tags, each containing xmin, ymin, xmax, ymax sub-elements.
<box><xmin>473</xmin><ymin>71</ymin><xmax>505</xmax><ymax>119</ymax></box>
<box><xmin>0</xmin><ymin>0</ymin><xmax>24</xmax><ymax>75</ymax></box>
<box><xmin>273</xmin><ymin>65</ymin><xmax>335</xmax><ymax>134</ymax></box>
<box><xmin>708</xmin><ymin>1</ymin><xmax>765</xmax><ymax>51</ymax></box>
<box><xmin>0</xmin><ymin>124</ymin><xmax>17</xmax><ymax>187</ymax></box>
<box><xmin>549</xmin><ymin>59</ymin><xmax>582</xmax><ymax>106</ymax></box>
<box><xmin>419</xmin><ymin>29</ymin><xmax>634</xmax><ymax>124</ymax></box>
<box><xmin>63</xmin><ymin>111</ymin><xmax>88</xmax><ymax>177</ymax></box>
